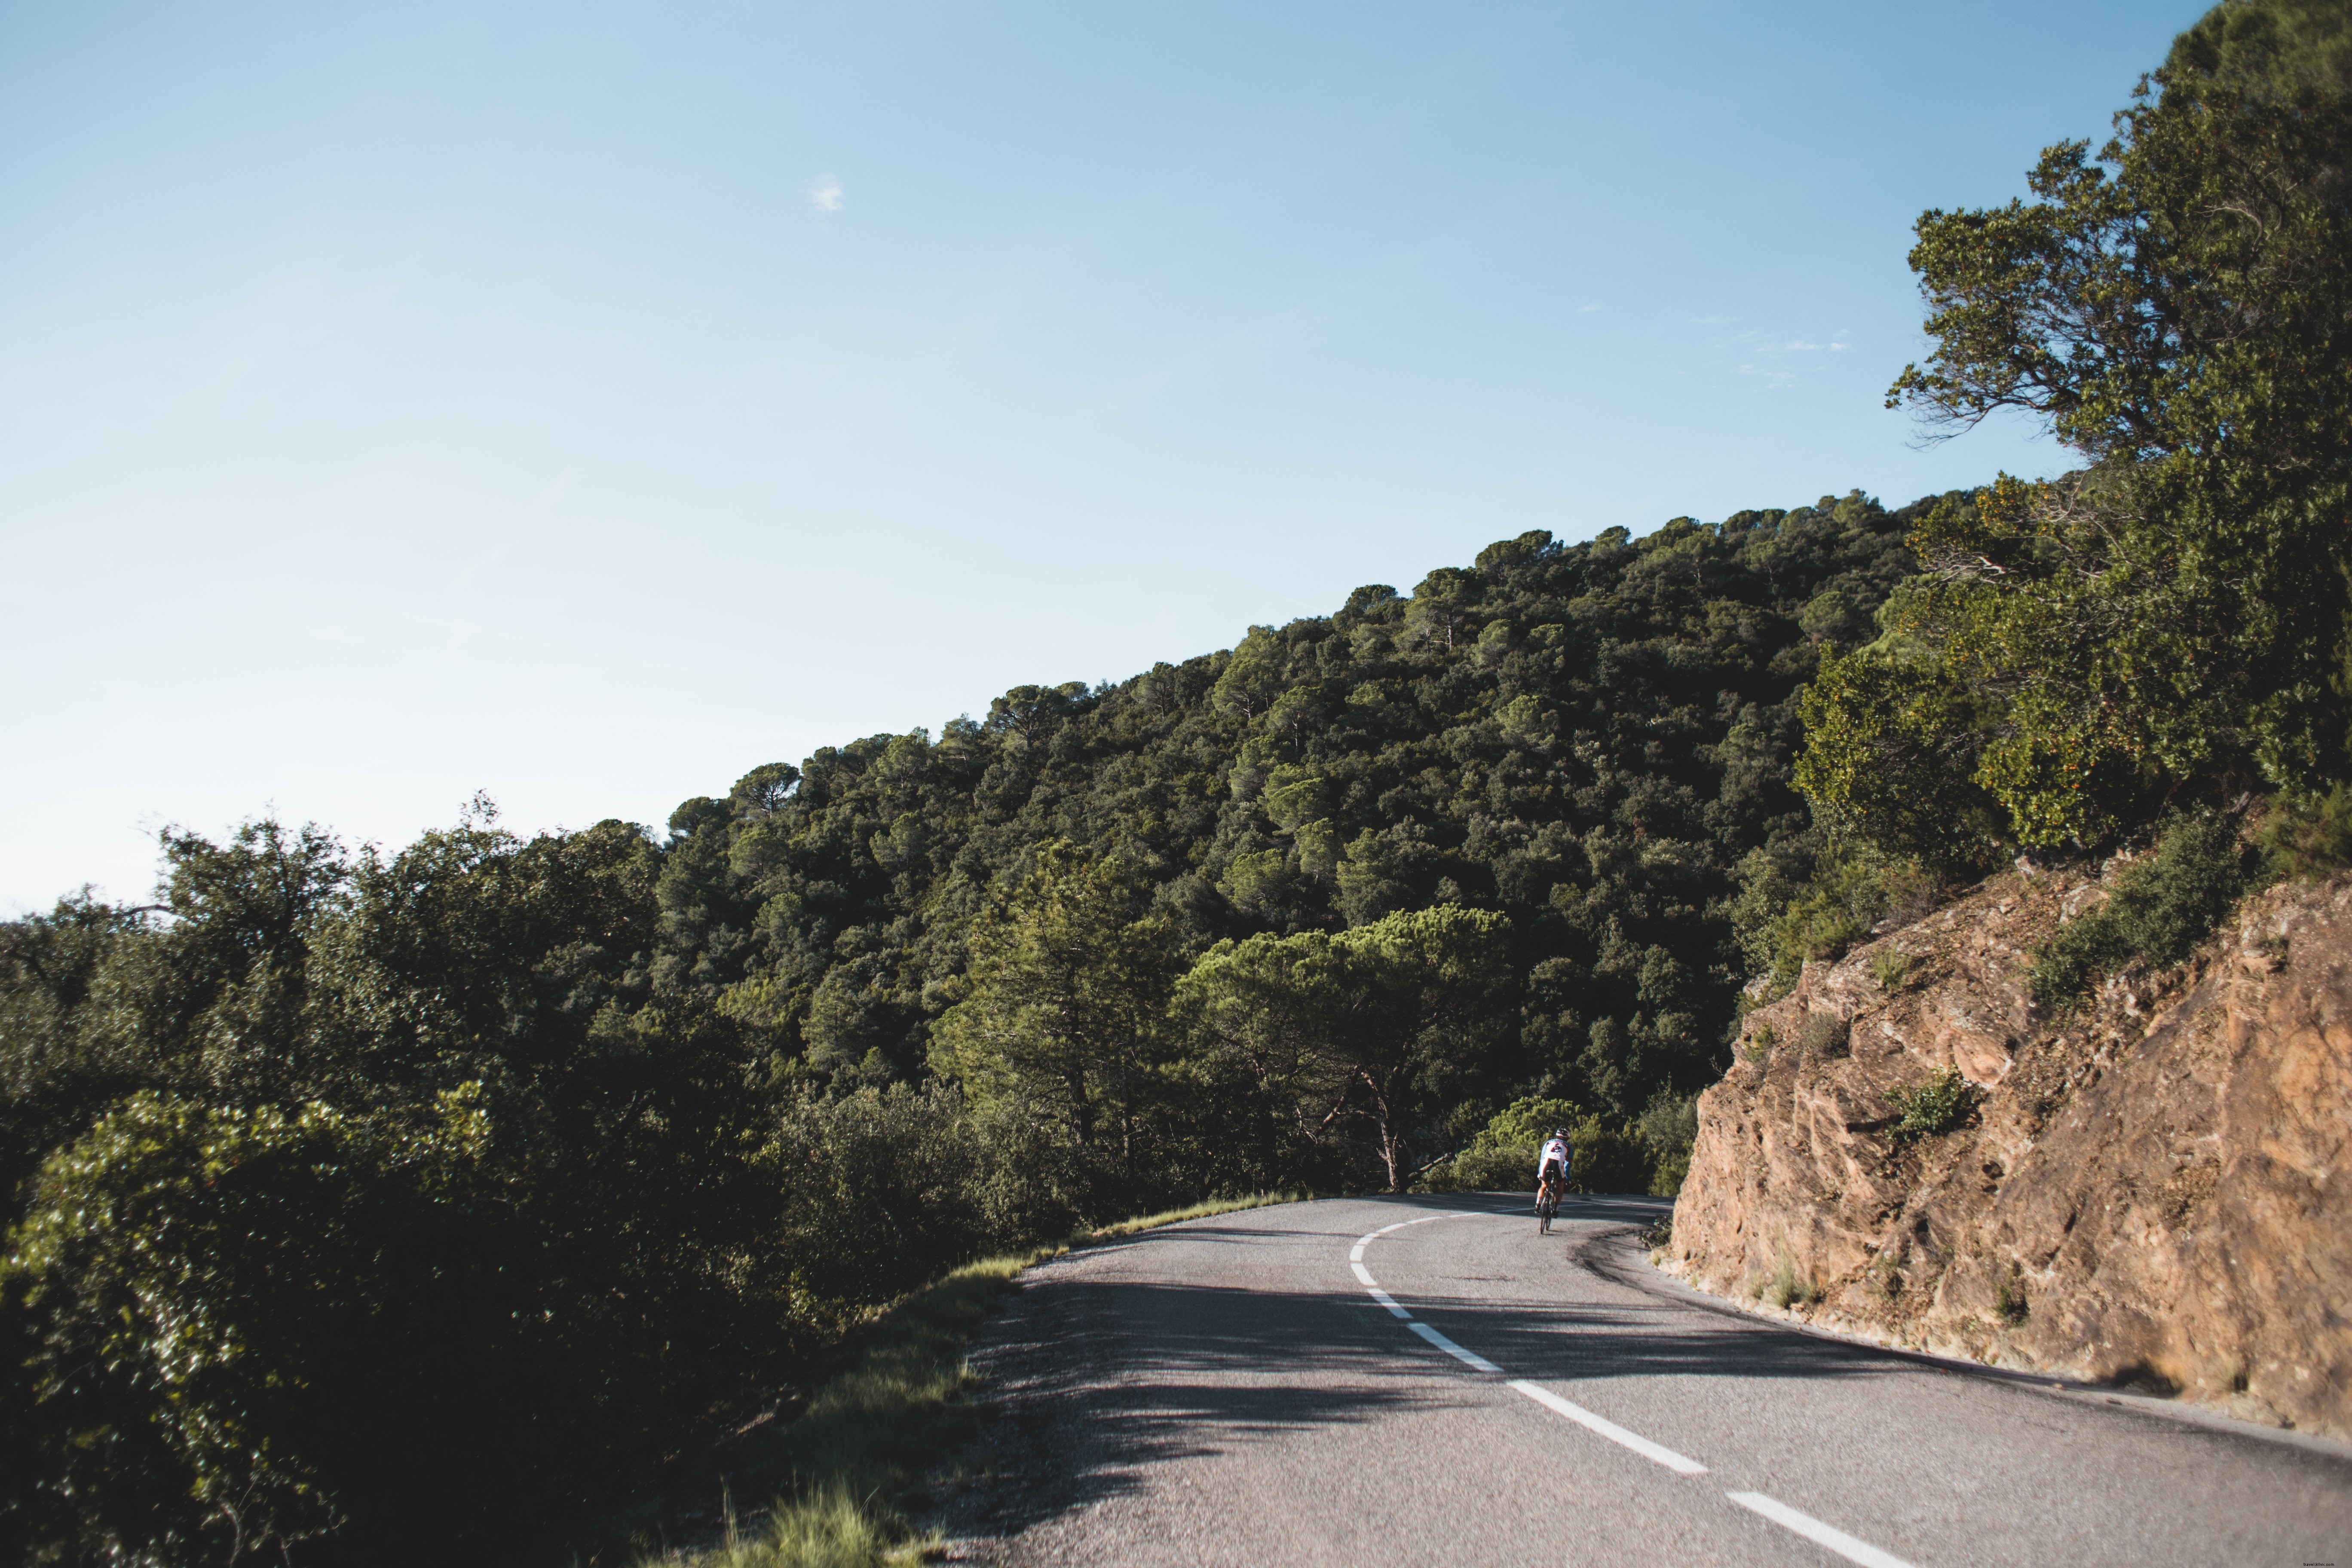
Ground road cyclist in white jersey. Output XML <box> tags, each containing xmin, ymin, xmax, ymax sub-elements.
<box><xmin>1534</xmin><ymin>1130</ymin><xmax>1572</xmax><ymax>1233</ymax></box>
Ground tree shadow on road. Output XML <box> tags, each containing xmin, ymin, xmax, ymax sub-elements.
<box><xmin>938</xmin><ymin>1191</ymin><xmax>1906</xmax><ymax>1544</ymax></box>
<box><xmin>942</xmin><ymin>1270</ymin><xmax>1462</xmax><ymax>1539</ymax></box>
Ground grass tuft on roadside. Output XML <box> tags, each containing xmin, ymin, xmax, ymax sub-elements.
<box><xmin>675</xmin><ymin>1481</ymin><xmax>916</xmax><ymax>1568</ymax></box>
<box><xmin>1072</xmin><ymin>1189</ymin><xmax>1303</xmax><ymax>1246</ymax></box>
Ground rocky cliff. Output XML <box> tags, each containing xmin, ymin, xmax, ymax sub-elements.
<box><xmin>1663</xmin><ymin>863</ymin><xmax>2352</xmax><ymax>1438</ymax></box>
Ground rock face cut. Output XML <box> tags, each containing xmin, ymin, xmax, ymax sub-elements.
<box><xmin>1664</xmin><ymin>866</ymin><xmax>2352</xmax><ymax>1438</ymax></box>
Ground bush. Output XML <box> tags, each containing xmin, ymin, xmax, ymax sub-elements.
<box><xmin>759</xmin><ymin>1083</ymin><xmax>1086</xmax><ymax>1318</ymax></box>
<box><xmin>1758</xmin><ymin>1253</ymin><xmax>1820</xmax><ymax>1308</ymax></box>
<box><xmin>2030</xmin><ymin>817</ymin><xmax>2254</xmax><ymax>1005</ymax></box>
<box><xmin>1995</xmin><ymin>1263</ymin><xmax>2030</xmax><ymax>1325</ymax></box>
<box><xmin>1425</xmin><ymin>1096</ymin><xmax>1651</xmax><ymax>1194</ymax></box>
<box><xmin>1886</xmin><ymin>1069</ymin><xmax>1974</xmax><ymax>1144</ymax></box>
<box><xmin>1635</xmin><ymin>1091</ymin><xmax>1699</xmax><ymax>1197</ymax></box>
<box><xmin>2260</xmin><ymin>785</ymin><xmax>2352</xmax><ymax>881</ymax></box>
<box><xmin>0</xmin><ymin>1091</ymin><xmax>531</xmax><ymax>1565</ymax></box>
<box><xmin>1796</xmin><ymin>1013</ymin><xmax>1851</xmax><ymax>1059</ymax></box>
<box><xmin>1731</xmin><ymin>835</ymin><xmax>1940</xmax><ymax>998</ymax></box>
<box><xmin>1866</xmin><ymin>948</ymin><xmax>1912</xmax><ymax>990</ymax></box>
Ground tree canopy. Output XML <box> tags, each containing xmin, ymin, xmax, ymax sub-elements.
<box><xmin>1809</xmin><ymin>0</ymin><xmax>2352</xmax><ymax>852</ymax></box>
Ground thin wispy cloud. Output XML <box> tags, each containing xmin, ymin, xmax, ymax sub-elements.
<box><xmin>809</xmin><ymin>173</ymin><xmax>844</xmax><ymax>213</ymax></box>
<box><xmin>1690</xmin><ymin>314</ymin><xmax>1735</xmax><ymax>325</ymax></box>
<box><xmin>1578</xmin><ymin>303</ymin><xmax>1602</xmax><ymax>313</ymax></box>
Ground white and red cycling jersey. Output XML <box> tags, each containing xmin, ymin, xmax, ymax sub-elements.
<box><xmin>1535</xmin><ymin>1137</ymin><xmax>1572</xmax><ymax>1185</ymax></box>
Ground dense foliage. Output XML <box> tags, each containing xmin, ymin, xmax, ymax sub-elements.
<box><xmin>661</xmin><ymin>498</ymin><xmax>1917</xmax><ymax>1139</ymax></box>
<box><xmin>1801</xmin><ymin>0</ymin><xmax>2352</xmax><ymax>857</ymax></box>
<box><xmin>2027</xmin><ymin>817</ymin><xmax>2256</xmax><ymax>1004</ymax></box>
<box><xmin>0</xmin><ymin>816</ymin><xmax>788</xmax><ymax>1564</ymax></box>
<box><xmin>1</xmin><ymin>493</ymin><xmax>1918</xmax><ymax>1562</ymax></box>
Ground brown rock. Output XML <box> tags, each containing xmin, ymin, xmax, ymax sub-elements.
<box><xmin>1668</xmin><ymin>870</ymin><xmax>2352</xmax><ymax>1437</ymax></box>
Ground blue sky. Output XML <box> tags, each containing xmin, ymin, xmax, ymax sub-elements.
<box><xmin>0</xmin><ymin>0</ymin><xmax>2210</xmax><ymax>910</ymax></box>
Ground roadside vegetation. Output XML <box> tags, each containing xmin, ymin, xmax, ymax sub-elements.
<box><xmin>622</xmin><ymin>1193</ymin><xmax>1299</xmax><ymax>1568</ymax></box>
<box><xmin>1744</xmin><ymin>0</ymin><xmax>2352</xmax><ymax>1009</ymax></box>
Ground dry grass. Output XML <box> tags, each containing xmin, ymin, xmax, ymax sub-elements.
<box><xmin>1071</xmin><ymin>1189</ymin><xmax>1304</xmax><ymax>1246</ymax></box>
<box><xmin>1757</xmin><ymin>1253</ymin><xmax>1822</xmax><ymax>1309</ymax></box>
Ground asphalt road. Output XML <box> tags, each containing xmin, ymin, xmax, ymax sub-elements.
<box><xmin>937</xmin><ymin>1194</ymin><xmax>2352</xmax><ymax>1567</ymax></box>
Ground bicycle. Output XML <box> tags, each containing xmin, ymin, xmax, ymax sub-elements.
<box><xmin>1535</xmin><ymin>1175</ymin><xmax>1566</xmax><ymax>1234</ymax></box>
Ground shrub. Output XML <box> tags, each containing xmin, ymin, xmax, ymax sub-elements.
<box><xmin>0</xmin><ymin>1091</ymin><xmax>526</xmax><ymax>1565</ymax></box>
<box><xmin>2260</xmin><ymin>785</ymin><xmax>2352</xmax><ymax>881</ymax></box>
<box><xmin>1759</xmin><ymin>1253</ymin><xmax>1821</xmax><ymax>1308</ymax></box>
<box><xmin>2030</xmin><ymin>817</ymin><xmax>2253</xmax><ymax>1005</ymax></box>
<box><xmin>1427</xmin><ymin>1096</ymin><xmax>1651</xmax><ymax>1194</ymax></box>
<box><xmin>1635</xmin><ymin>1091</ymin><xmax>1699</xmax><ymax>1197</ymax></box>
<box><xmin>1886</xmin><ymin>1069</ymin><xmax>1975</xmax><ymax>1144</ymax></box>
<box><xmin>1866</xmin><ymin>948</ymin><xmax>1912</xmax><ymax>991</ymax></box>
<box><xmin>1796</xmin><ymin>1013</ymin><xmax>1851</xmax><ymax>1060</ymax></box>
<box><xmin>759</xmin><ymin>1083</ymin><xmax>1085</xmax><ymax>1316</ymax></box>
<box><xmin>1995</xmin><ymin>1264</ymin><xmax>2030</xmax><ymax>1325</ymax></box>
<box><xmin>1731</xmin><ymin>836</ymin><xmax>1941</xmax><ymax>998</ymax></box>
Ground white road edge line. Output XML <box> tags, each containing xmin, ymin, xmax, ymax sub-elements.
<box><xmin>1725</xmin><ymin>1491</ymin><xmax>1918</xmax><ymax>1568</ymax></box>
<box><xmin>1366</xmin><ymin>1287</ymin><xmax>1410</xmax><ymax>1319</ymax></box>
<box><xmin>1507</xmin><ymin>1380</ymin><xmax>1708</xmax><ymax>1475</ymax></box>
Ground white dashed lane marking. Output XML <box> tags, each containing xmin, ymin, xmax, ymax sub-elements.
<box><xmin>1507</xmin><ymin>1379</ymin><xmax>1708</xmax><ymax>1476</ymax></box>
<box><xmin>1348</xmin><ymin>1213</ymin><xmax>1920</xmax><ymax>1568</ymax></box>
<box><xmin>1727</xmin><ymin>1491</ymin><xmax>1920</xmax><ymax>1568</ymax></box>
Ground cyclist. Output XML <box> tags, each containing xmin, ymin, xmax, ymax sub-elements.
<box><xmin>1535</xmin><ymin>1128</ymin><xmax>1572</xmax><ymax>1212</ymax></box>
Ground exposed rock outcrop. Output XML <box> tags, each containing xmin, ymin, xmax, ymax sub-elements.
<box><xmin>1663</xmin><ymin>864</ymin><xmax>2352</xmax><ymax>1437</ymax></box>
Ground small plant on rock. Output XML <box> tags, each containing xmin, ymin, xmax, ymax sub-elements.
<box><xmin>2260</xmin><ymin>785</ymin><xmax>2352</xmax><ymax>881</ymax></box>
<box><xmin>1867</xmin><ymin>948</ymin><xmax>1912</xmax><ymax>991</ymax></box>
<box><xmin>1886</xmin><ymin>1069</ymin><xmax>1974</xmax><ymax>1145</ymax></box>
<box><xmin>1762</xmin><ymin>1253</ymin><xmax>1821</xmax><ymax>1308</ymax></box>
<box><xmin>1994</xmin><ymin>1263</ymin><xmax>2029</xmax><ymax>1325</ymax></box>
<box><xmin>1797</xmin><ymin>1013</ymin><xmax>1851</xmax><ymax>1060</ymax></box>
<box><xmin>2030</xmin><ymin>817</ymin><xmax>2253</xmax><ymax>1006</ymax></box>
<box><xmin>1743</xmin><ymin>1024</ymin><xmax>1777</xmax><ymax>1065</ymax></box>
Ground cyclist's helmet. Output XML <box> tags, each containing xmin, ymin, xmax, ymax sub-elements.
<box><xmin>1550</xmin><ymin>1128</ymin><xmax>1568</xmax><ymax>1139</ymax></box>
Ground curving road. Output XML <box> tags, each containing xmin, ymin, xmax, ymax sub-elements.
<box><xmin>937</xmin><ymin>1194</ymin><xmax>2352</xmax><ymax>1566</ymax></box>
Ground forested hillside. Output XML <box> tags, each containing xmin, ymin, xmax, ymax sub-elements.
<box><xmin>0</xmin><ymin>493</ymin><xmax>1918</xmax><ymax>1563</ymax></box>
<box><xmin>663</xmin><ymin>496</ymin><xmax>1914</xmax><ymax>1139</ymax></box>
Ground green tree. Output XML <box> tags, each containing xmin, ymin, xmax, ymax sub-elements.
<box><xmin>1176</xmin><ymin>906</ymin><xmax>1513</xmax><ymax>1192</ymax></box>
<box><xmin>1172</xmin><ymin>927</ymin><xmax>1352</xmax><ymax>1168</ymax></box>
<box><xmin>928</xmin><ymin>842</ymin><xmax>1178</xmax><ymax>1166</ymax></box>
<box><xmin>1331</xmin><ymin>907</ymin><xmax>1515</xmax><ymax>1190</ymax></box>
<box><xmin>2</xmin><ymin>1091</ymin><xmax>493</xmax><ymax>1565</ymax></box>
<box><xmin>1814</xmin><ymin>0</ymin><xmax>2352</xmax><ymax>849</ymax></box>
